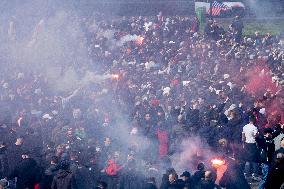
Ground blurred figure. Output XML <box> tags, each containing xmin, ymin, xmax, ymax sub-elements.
<box><xmin>191</xmin><ymin>163</ymin><xmax>206</xmax><ymax>186</ymax></box>
<box><xmin>219</xmin><ymin>158</ymin><xmax>250</xmax><ymax>189</ymax></box>
<box><xmin>7</xmin><ymin>136</ymin><xmax>24</xmax><ymax>172</ymax></box>
<box><xmin>191</xmin><ymin>16</ymin><xmax>200</xmax><ymax>33</ymax></box>
<box><xmin>143</xmin><ymin>177</ymin><xmax>158</xmax><ymax>189</ymax></box>
<box><xmin>70</xmin><ymin>151</ymin><xmax>94</xmax><ymax>189</ymax></box>
<box><xmin>167</xmin><ymin>172</ymin><xmax>183</xmax><ymax>189</ymax></box>
<box><xmin>104</xmin><ymin>153</ymin><xmax>123</xmax><ymax>189</ymax></box>
<box><xmin>119</xmin><ymin>156</ymin><xmax>143</xmax><ymax>189</ymax></box>
<box><xmin>264</xmin><ymin>153</ymin><xmax>284</xmax><ymax>189</ymax></box>
<box><xmin>41</xmin><ymin>156</ymin><xmax>59</xmax><ymax>189</ymax></box>
<box><xmin>242</xmin><ymin>116</ymin><xmax>260</xmax><ymax>179</ymax></box>
<box><xmin>231</xmin><ymin>16</ymin><xmax>243</xmax><ymax>43</ymax></box>
<box><xmin>204</xmin><ymin>19</ymin><xmax>214</xmax><ymax>39</ymax></box>
<box><xmin>8</xmin><ymin>151</ymin><xmax>41</xmax><ymax>189</ymax></box>
<box><xmin>274</xmin><ymin>137</ymin><xmax>284</xmax><ymax>157</ymax></box>
<box><xmin>160</xmin><ymin>168</ymin><xmax>176</xmax><ymax>189</ymax></box>
<box><xmin>196</xmin><ymin>171</ymin><xmax>220</xmax><ymax>189</ymax></box>
<box><xmin>0</xmin><ymin>142</ymin><xmax>8</xmax><ymax>178</ymax></box>
<box><xmin>180</xmin><ymin>171</ymin><xmax>191</xmax><ymax>189</ymax></box>
<box><xmin>51</xmin><ymin>160</ymin><xmax>78</xmax><ymax>189</ymax></box>
<box><xmin>0</xmin><ymin>179</ymin><xmax>9</xmax><ymax>189</ymax></box>
<box><xmin>257</xmin><ymin>128</ymin><xmax>281</xmax><ymax>189</ymax></box>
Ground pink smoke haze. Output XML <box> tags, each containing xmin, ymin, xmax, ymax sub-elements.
<box><xmin>244</xmin><ymin>61</ymin><xmax>283</xmax><ymax>125</ymax></box>
<box><xmin>244</xmin><ymin>62</ymin><xmax>280</xmax><ymax>97</ymax></box>
<box><xmin>265</xmin><ymin>97</ymin><xmax>284</xmax><ymax>126</ymax></box>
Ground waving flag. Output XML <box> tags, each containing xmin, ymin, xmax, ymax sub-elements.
<box><xmin>208</xmin><ymin>1</ymin><xmax>229</xmax><ymax>16</ymax></box>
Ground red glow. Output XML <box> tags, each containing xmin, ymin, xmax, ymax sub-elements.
<box><xmin>245</xmin><ymin>63</ymin><xmax>280</xmax><ymax>97</ymax></box>
<box><xmin>211</xmin><ymin>158</ymin><xmax>228</xmax><ymax>185</ymax></box>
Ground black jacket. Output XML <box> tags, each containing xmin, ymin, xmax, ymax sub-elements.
<box><xmin>8</xmin><ymin>158</ymin><xmax>40</xmax><ymax>189</ymax></box>
<box><xmin>191</xmin><ymin>170</ymin><xmax>205</xmax><ymax>186</ymax></box>
<box><xmin>160</xmin><ymin>174</ymin><xmax>169</xmax><ymax>189</ymax></box>
<box><xmin>182</xmin><ymin>179</ymin><xmax>191</xmax><ymax>189</ymax></box>
<box><xmin>265</xmin><ymin>159</ymin><xmax>284</xmax><ymax>189</ymax></box>
<box><xmin>143</xmin><ymin>182</ymin><xmax>158</xmax><ymax>189</ymax></box>
<box><xmin>7</xmin><ymin>144</ymin><xmax>23</xmax><ymax>172</ymax></box>
<box><xmin>256</xmin><ymin>132</ymin><xmax>280</xmax><ymax>164</ymax></box>
<box><xmin>196</xmin><ymin>180</ymin><xmax>220</xmax><ymax>189</ymax></box>
<box><xmin>73</xmin><ymin>166</ymin><xmax>94</xmax><ymax>189</ymax></box>
<box><xmin>119</xmin><ymin>169</ymin><xmax>144</xmax><ymax>189</ymax></box>
<box><xmin>167</xmin><ymin>180</ymin><xmax>184</xmax><ymax>189</ymax></box>
<box><xmin>51</xmin><ymin>169</ymin><xmax>78</xmax><ymax>189</ymax></box>
<box><xmin>219</xmin><ymin>160</ymin><xmax>250</xmax><ymax>189</ymax></box>
<box><xmin>0</xmin><ymin>147</ymin><xmax>9</xmax><ymax>178</ymax></box>
<box><xmin>41</xmin><ymin>164</ymin><xmax>59</xmax><ymax>189</ymax></box>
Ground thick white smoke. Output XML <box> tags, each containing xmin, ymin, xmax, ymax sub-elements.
<box><xmin>1</xmin><ymin>6</ymin><xmax>145</xmax><ymax>93</ymax></box>
<box><xmin>2</xmin><ymin>10</ymin><xmax>91</xmax><ymax>92</ymax></box>
<box><xmin>170</xmin><ymin>137</ymin><xmax>216</xmax><ymax>173</ymax></box>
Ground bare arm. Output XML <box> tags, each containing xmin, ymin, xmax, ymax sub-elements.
<box><xmin>242</xmin><ymin>132</ymin><xmax>246</xmax><ymax>142</ymax></box>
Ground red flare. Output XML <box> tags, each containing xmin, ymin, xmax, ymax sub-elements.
<box><xmin>211</xmin><ymin>158</ymin><xmax>225</xmax><ymax>168</ymax></box>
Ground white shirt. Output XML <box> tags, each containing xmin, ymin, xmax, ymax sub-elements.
<box><xmin>242</xmin><ymin>123</ymin><xmax>258</xmax><ymax>143</ymax></box>
<box><xmin>274</xmin><ymin>133</ymin><xmax>284</xmax><ymax>150</ymax></box>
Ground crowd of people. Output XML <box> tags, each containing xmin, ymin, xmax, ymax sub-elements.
<box><xmin>0</xmin><ymin>10</ymin><xmax>284</xmax><ymax>189</ymax></box>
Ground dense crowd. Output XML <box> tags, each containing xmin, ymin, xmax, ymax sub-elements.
<box><xmin>0</xmin><ymin>11</ymin><xmax>284</xmax><ymax>189</ymax></box>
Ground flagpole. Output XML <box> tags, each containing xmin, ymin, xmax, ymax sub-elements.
<box><xmin>210</xmin><ymin>0</ymin><xmax>213</xmax><ymax>19</ymax></box>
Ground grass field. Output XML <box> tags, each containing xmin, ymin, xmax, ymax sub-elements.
<box><xmin>200</xmin><ymin>17</ymin><xmax>284</xmax><ymax>36</ymax></box>
<box><xmin>242</xmin><ymin>18</ymin><xmax>284</xmax><ymax>36</ymax></box>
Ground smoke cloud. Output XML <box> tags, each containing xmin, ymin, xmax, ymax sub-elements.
<box><xmin>244</xmin><ymin>62</ymin><xmax>280</xmax><ymax>97</ymax></box>
<box><xmin>170</xmin><ymin>137</ymin><xmax>217</xmax><ymax>173</ymax></box>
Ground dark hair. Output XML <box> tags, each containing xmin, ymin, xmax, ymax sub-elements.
<box><xmin>197</xmin><ymin>162</ymin><xmax>205</xmax><ymax>170</ymax></box>
<box><xmin>51</xmin><ymin>156</ymin><xmax>59</xmax><ymax>164</ymax></box>
<box><xmin>249</xmin><ymin>115</ymin><xmax>256</xmax><ymax>123</ymax></box>
<box><xmin>264</xmin><ymin>128</ymin><xmax>273</xmax><ymax>134</ymax></box>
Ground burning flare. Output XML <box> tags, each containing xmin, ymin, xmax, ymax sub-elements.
<box><xmin>211</xmin><ymin>158</ymin><xmax>225</xmax><ymax>168</ymax></box>
<box><xmin>211</xmin><ymin>158</ymin><xmax>228</xmax><ymax>184</ymax></box>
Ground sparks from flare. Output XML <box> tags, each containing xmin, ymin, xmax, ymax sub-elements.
<box><xmin>211</xmin><ymin>158</ymin><xmax>225</xmax><ymax>168</ymax></box>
